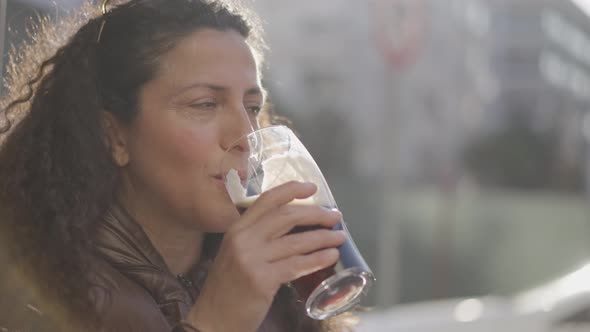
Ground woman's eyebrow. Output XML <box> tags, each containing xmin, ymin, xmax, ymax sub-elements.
<box><xmin>246</xmin><ymin>87</ymin><xmax>264</xmax><ymax>97</ymax></box>
<box><xmin>175</xmin><ymin>82</ymin><xmax>226</xmax><ymax>96</ymax></box>
<box><xmin>174</xmin><ymin>83</ymin><xmax>264</xmax><ymax>98</ymax></box>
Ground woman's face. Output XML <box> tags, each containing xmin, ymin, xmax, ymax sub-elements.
<box><xmin>116</xmin><ymin>28</ymin><xmax>263</xmax><ymax>232</ymax></box>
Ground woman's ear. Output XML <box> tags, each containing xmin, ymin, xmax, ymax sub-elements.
<box><xmin>101</xmin><ymin>111</ymin><xmax>130</xmax><ymax>167</ymax></box>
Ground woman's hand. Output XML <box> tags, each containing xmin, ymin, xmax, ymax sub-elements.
<box><xmin>184</xmin><ymin>181</ymin><xmax>345</xmax><ymax>332</ymax></box>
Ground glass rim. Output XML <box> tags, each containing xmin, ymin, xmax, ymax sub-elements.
<box><xmin>223</xmin><ymin>125</ymin><xmax>291</xmax><ymax>154</ymax></box>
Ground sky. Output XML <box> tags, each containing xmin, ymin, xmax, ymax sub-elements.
<box><xmin>572</xmin><ymin>0</ymin><xmax>590</xmax><ymax>17</ymax></box>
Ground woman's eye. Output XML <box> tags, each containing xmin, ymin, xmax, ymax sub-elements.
<box><xmin>247</xmin><ymin>105</ymin><xmax>262</xmax><ymax>115</ymax></box>
<box><xmin>190</xmin><ymin>101</ymin><xmax>217</xmax><ymax>110</ymax></box>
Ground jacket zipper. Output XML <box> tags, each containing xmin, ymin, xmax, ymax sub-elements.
<box><xmin>177</xmin><ymin>274</ymin><xmax>196</xmax><ymax>302</ymax></box>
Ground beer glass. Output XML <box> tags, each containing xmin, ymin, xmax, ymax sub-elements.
<box><xmin>221</xmin><ymin>125</ymin><xmax>375</xmax><ymax>320</ymax></box>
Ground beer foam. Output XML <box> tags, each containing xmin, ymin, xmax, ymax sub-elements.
<box><xmin>261</xmin><ymin>151</ymin><xmax>332</xmax><ymax>207</ymax></box>
<box><xmin>225</xmin><ymin>169</ymin><xmax>247</xmax><ymax>204</ymax></box>
<box><xmin>225</xmin><ymin>151</ymin><xmax>334</xmax><ymax>208</ymax></box>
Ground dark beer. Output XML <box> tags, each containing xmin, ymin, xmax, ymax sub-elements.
<box><xmin>236</xmin><ymin>199</ymin><xmax>370</xmax><ymax>310</ymax></box>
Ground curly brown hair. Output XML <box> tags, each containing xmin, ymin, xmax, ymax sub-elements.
<box><xmin>0</xmin><ymin>1</ymin><xmax>356</xmax><ymax>331</ymax></box>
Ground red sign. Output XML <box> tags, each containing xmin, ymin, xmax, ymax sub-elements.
<box><xmin>372</xmin><ymin>0</ymin><xmax>426</xmax><ymax>69</ymax></box>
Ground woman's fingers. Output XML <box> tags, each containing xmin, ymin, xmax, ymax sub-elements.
<box><xmin>253</xmin><ymin>205</ymin><xmax>342</xmax><ymax>240</ymax></box>
<box><xmin>272</xmin><ymin>248</ymin><xmax>340</xmax><ymax>283</ymax></box>
<box><xmin>217</xmin><ymin>180</ymin><xmax>346</xmax><ymax>298</ymax></box>
<box><xmin>234</xmin><ymin>181</ymin><xmax>317</xmax><ymax>231</ymax></box>
<box><xmin>264</xmin><ymin>229</ymin><xmax>346</xmax><ymax>262</ymax></box>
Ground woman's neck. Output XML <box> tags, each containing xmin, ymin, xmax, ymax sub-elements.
<box><xmin>141</xmin><ymin>216</ymin><xmax>204</xmax><ymax>276</ymax></box>
<box><xmin>119</xmin><ymin>195</ymin><xmax>204</xmax><ymax>276</ymax></box>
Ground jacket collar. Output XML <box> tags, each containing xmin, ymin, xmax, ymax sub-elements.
<box><xmin>94</xmin><ymin>203</ymin><xmax>208</xmax><ymax>323</ymax></box>
<box><xmin>97</xmin><ymin>202</ymin><xmax>169</xmax><ymax>272</ymax></box>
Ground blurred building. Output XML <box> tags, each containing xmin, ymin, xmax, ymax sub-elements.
<box><xmin>385</xmin><ymin>0</ymin><xmax>590</xmax><ymax>186</ymax></box>
<box><xmin>483</xmin><ymin>0</ymin><xmax>590</xmax><ymax>190</ymax></box>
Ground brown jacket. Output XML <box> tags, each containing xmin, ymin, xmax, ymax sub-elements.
<box><xmin>91</xmin><ymin>204</ymin><xmax>303</xmax><ymax>332</ymax></box>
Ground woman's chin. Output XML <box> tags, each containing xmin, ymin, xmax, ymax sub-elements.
<box><xmin>201</xmin><ymin>209</ymin><xmax>241</xmax><ymax>233</ymax></box>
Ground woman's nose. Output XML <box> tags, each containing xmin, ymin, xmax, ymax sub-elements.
<box><xmin>221</xmin><ymin>105</ymin><xmax>255</xmax><ymax>152</ymax></box>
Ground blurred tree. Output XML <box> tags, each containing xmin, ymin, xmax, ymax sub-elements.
<box><xmin>462</xmin><ymin>111</ymin><xmax>584</xmax><ymax>192</ymax></box>
<box><xmin>274</xmin><ymin>100</ymin><xmax>357</xmax><ymax>177</ymax></box>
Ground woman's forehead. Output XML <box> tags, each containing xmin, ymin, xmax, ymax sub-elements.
<box><xmin>153</xmin><ymin>29</ymin><xmax>260</xmax><ymax>90</ymax></box>
<box><xmin>161</xmin><ymin>30</ymin><xmax>257</xmax><ymax>73</ymax></box>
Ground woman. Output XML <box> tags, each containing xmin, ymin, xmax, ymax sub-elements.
<box><xmin>0</xmin><ymin>0</ymin><xmax>356</xmax><ymax>331</ymax></box>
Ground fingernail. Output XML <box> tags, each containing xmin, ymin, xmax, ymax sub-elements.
<box><xmin>330</xmin><ymin>210</ymin><xmax>343</xmax><ymax>219</ymax></box>
<box><xmin>304</xmin><ymin>182</ymin><xmax>317</xmax><ymax>189</ymax></box>
<box><xmin>326</xmin><ymin>248</ymin><xmax>340</xmax><ymax>259</ymax></box>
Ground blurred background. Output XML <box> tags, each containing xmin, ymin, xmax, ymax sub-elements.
<box><xmin>3</xmin><ymin>0</ymin><xmax>590</xmax><ymax>330</ymax></box>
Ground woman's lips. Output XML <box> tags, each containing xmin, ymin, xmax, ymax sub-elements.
<box><xmin>216</xmin><ymin>169</ymin><xmax>247</xmax><ymax>182</ymax></box>
<box><xmin>212</xmin><ymin>175</ymin><xmax>227</xmax><ymax>190</ymax></box>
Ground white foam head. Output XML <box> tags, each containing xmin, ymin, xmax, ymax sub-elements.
<box><xmin>225</xmin><ymin>151</ymin><xmax>335</xmax><ymax>208</ymax></box>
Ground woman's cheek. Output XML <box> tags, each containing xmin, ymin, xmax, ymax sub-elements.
<box><xmin>170</xmin><ymin>125</ymin><xmax>217</xmax><ymax>167</ymax></box>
